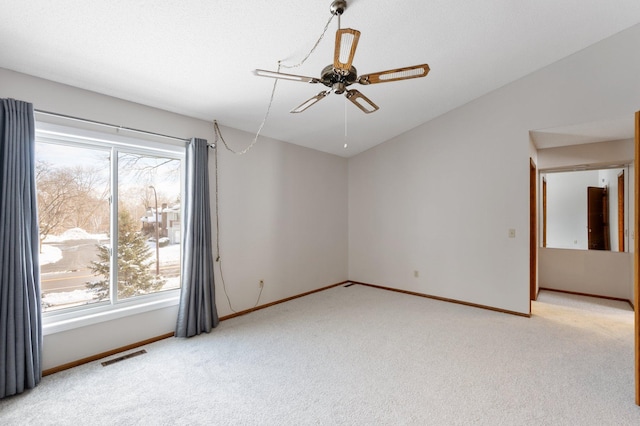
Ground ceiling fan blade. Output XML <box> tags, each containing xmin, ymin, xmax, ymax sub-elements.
<box><xmin>358</xmin><ymin>64</ymin><xmax>430</xmax><ymax>85</ymax></box>
<box><xmin>290</xmin><ymin>91</ymin><xmax>331</xmax><ymax>113</ymax></box>
<box><xmin>334</xmin><ymin>28</ymin><xmax>361</xmax><ymax>73</ymax></box>
<box><xmin>254</xmin><ymin>69</ymin><xmax>319</xmax><ymax>83</ymax></box>
<box><xmin>345</xmin><ymin>89</ymin><xmax>379</xmax><ymax>114</ymax></box>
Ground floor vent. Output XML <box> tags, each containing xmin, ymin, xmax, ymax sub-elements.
<box><xmin>101</xmin><ymin>349</ymin><xmax>147</xmax><ymax>367</ymax></box>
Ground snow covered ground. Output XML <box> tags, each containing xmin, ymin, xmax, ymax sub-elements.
<box><xmin>42</xmin><ymin>289</ymin><xmax>94</xmax><ymax>308</ymax></box>
<box><xmin>40</xmin><ymin>244</ymin><xmax>62</xmax><ymax>265</ymax></box>
<box><xmin>148</xmin><ymin>242</ymin><xmax>180</xmax><ymax>266</ymax></box>
<box><xmin>43</xmin><ymin>227</ymin><xmax>108</xmax><ymax>243</ymax></box>
<box><xmin>41</xmin><ymin>228</ymin><xmax>107</xmax><ymax>265</ymax></box>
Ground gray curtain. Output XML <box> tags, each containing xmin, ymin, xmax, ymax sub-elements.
<box><xmin>0</xmin><ymin>98</ymin><xmax>42</xmax><ymax>399</ymax></box>
<box><xmin>175</xmin><ymin>138</ymin><xmax>218</xmax><ymax>337</ymax></box>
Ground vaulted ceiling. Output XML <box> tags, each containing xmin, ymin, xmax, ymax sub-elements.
<box><xmin>1</xmin><ymin>0</ymin><xmax>639</xmax><ymax>156</ymax></box>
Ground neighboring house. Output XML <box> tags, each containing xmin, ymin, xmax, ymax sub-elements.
<box><xmin>164</xmin><ymin>204</ymin><xmax>181</xmax><ymax>245</ymax></box>
<box><xmin>141</xmin><ymin>203</ymin><xmax>181</xmax><ymax>244</ymax></box>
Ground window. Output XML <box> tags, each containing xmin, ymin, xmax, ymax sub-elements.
<box><xmin>36</xmin><ymin>123</ymin><xmax>184</xmax><ymax>318</ymax></box>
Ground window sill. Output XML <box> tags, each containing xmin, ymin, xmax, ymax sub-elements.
<box><xmin>42</xmin><ymin>291</ymin><xmax>181</xmax><ymax>336</ymax></box>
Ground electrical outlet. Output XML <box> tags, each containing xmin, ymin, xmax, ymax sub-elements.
<box><xmin>414</xmin><ymin>270</ymin><xmax>419</xmax><ymax>278</ymax></box>
<box><xmin>259</xmin><ymin>279</ymin><xmax>264</xmax><ymax>288</ymax></box>
<box><xmin>508</xmin><ymin>229</ymin><xmax>516</xmax><ymax>238</ymax></box>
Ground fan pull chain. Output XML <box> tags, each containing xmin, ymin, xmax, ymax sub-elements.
<box><xmin>344</xmin><ymin>97</ymin><xmax>348</xmax><ymax>149</ymax></box>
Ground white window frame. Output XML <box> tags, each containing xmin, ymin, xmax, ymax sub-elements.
<box><xmin>36</xmin><ymin>122</ymin><xmax>186</xmax><ymax>335</ymax></box>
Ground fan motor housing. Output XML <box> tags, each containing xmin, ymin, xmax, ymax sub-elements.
<box><xmin>320</xmin><ymin>64</ymin><xmax>357</xmax><ymax>93</ymax></box>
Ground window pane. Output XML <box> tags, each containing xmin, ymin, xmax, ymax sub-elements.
<box><xmin>36</xmin><ymin>142</ymin><xmax>111</xmax><ymax>312</ymax></box>
<box><xmin>116</xmin><ymin>152</ymin><xmax>181</xmax><ymax>300</ymax></box>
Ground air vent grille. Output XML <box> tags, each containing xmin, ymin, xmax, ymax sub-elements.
<box><xmin>101</xmin><ymin>349</ymin><xmax>147</xmax><ymax>367</ymax></box>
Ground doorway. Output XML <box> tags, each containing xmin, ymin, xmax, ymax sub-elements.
<box><xmin>587</xmin><ymin>186</ymin><xmax>610</xmax><ymax>250</ymax></box>
<box><xmin>531</xmin><ymin>111</ymin><xmax>639</xmax><ymax>405</ymax></box>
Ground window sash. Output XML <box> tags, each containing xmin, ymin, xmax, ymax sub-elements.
<box><xmin>35</xmin><ymin>122</ymin><xmax>185</xmax><ymax>325</ymax></box>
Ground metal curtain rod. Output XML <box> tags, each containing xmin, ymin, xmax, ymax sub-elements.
<box><xmin>34</xmin><ymin>109</ymin><xmax>191</xmax><ymax>143</ymax></box>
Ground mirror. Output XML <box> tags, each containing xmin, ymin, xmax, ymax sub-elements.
<box><xmin>542</xmin><ymin>166</ymin><xmax>630</xmax><ymax>252</ymax></box>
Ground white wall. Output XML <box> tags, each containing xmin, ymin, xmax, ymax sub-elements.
<box><xmin>214</xmin><ymin>125</ymin><xmax>349</xmax><ymax>312</ymax></box>
<box><xmin>539</xmin><ymin>248</ymin><xmax>633</xmax><ymax>300</ymax></box>
<box><xmin>348</xmin><ymin>24</ymin><xmax>640</xmax><ymax>315</ymax></box>
<box><xmin>545</xmin><ymin>170</ymin><xmax>599</xmax><ymax>250</ymax></box>
<box><xmin>537</xmin><ymin>138</ymin><xmax>634</xmax><ymax>171</ymax></box>
<box><xmin>1</xmin><ymin>68</ymin><xmax>348</xmax><ymax>370</ymax></box>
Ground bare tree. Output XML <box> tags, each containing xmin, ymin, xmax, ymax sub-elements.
<box><xmin>118</xmin><ymin>153</ymin><xmax>180</xmax><ymax>183</ymax></box>
<box><xmin>36</xmin><ymin>161</ymin><xmax>110</xmax><ymax>248</ymax></box>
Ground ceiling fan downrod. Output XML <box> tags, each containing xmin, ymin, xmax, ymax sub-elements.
<box><xmin>331</xmin><ymin>0</ymin><xmax>347</xmax><ymax>28</ymax></box>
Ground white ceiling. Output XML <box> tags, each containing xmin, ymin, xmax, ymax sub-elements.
<box><xmin>531</xmin><ymin>115</ymin><xmax>636</xmax><ymax>150</ymax></box>
<box><xmin>1</xmin><ymin>0</ymin><xmax>639</xmax><ymax>157</ymax></box>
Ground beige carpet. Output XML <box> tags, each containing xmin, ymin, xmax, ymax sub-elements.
<box><xmin>0</xmin><ymin>285</ymin><xmax>637</xmax><ymax>425</ymax></box>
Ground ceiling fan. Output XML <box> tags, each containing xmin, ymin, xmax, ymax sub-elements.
<box><xmin>254</xmin><ymin>0</ymin><xmax>430</xmax><ymax>114</ymax></box>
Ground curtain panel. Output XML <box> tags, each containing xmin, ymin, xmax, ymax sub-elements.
<box><xmin>175</xmin><ymin>138</ymin><xmax>218</xmax><ymax>337</ymax></box>
<box><xmin>0</xmin><ymin>98</ymin><xmax>42</xmax><ymax>399</ymax></box>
